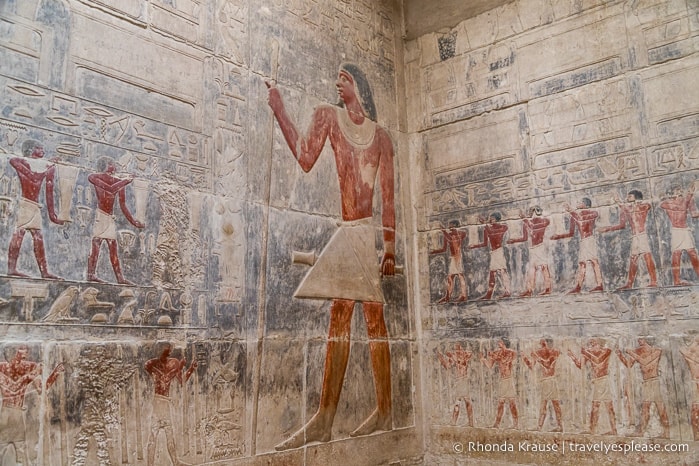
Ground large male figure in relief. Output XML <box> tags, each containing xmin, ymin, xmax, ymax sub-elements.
<box><xmin>267</xmin><ymin>63</ymin><xmax>396</xmax><ymax>450</ymax></box>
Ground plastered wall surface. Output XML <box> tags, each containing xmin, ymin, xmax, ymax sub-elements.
<box><xmin>0</xmin><ymin>1</ymin><xmax>420</xmax><ymax>465</ymax></box>
<box><xmin>406</xmin><ymin>0</ymin><xmax>699</xmax><ymax>464</ymax></box>
<box><xmin>3</xmin><ymin>0</ymin><xmax>699</xmax><ymax>465</ymax></box>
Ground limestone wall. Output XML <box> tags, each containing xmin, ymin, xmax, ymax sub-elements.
<box><xmin>0</xmin><ymin>1</ymin><xmax>419</xmax><ymax>465</ymax></box>
<box><xmin>405</xmin><ymin>0</ymin><xmax>699</xmax><ymax>464</ymax></box>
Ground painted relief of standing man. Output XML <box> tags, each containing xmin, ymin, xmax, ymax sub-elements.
<box><xmin>598</xmin><ymin>190</ymin><xmax>658</xmax><ymax>290</ymax></box>
<box><xmin>436</xmin><ymin>344</ymin><xmax>474</xmax><ymax>426</ymax></box>
<box><xmin>616</xmin><ymin>338</ymin><xmax>669</xmax><ymax>438</ymax></box>
<box><xmin>145</xmin><ymin>342</ymin><xmax>197</xmax><ymax>466</ymax></box>
<box><xmin>7</xmin><ymin>140</ymin><xmax>65</xmax><ymax>279</ymax></box>
<box><xmin>659</xmin><ymin>183</ymin><xmax>699</xmax><ymax>285</ymax></box>
<box><xmin>87</xmin><ymin>157</ymin><xmax>144</xmax><ymax>285</ymax></box>
<box><xmin>568</xmin><ymin>339</ymin><xmax>617</xmax><ymax>435</ymax></box>
<box><xmin>430</xmin><ymin>220</ymin><xmax>468</xmax><ymax>303</ymax></box>
<box><xmin>507</xmin><ymin>206</ymin><xmax>552</xmax><ymax>296</ymax></box>
<box><xmin>0</xmin><ymin>345</ymin><xmax>64</xmax><ymax>465</ymax></box>
<box><xmin>469</xmin><ymin>212</ymin><xmax>511</xmax><ymax>300</ymax></box>
<box><xmin>267</xmin><ymin>62</ymin><xmax>396</xmax><ymax>450</ymax></box>
<box><xmin>523</xmin><ymin>339</ymin><xmax>563</xmax><ymax>432</ymax></box>
<box><xmin>481</xmin><ymin>339</ymin><xmax>518</xmax><ymax>429</ymax></box>
<box><xmin>551</xmin><ymin>198</ymin><xmax>604</xmax><ymax>294</ymax></box>
<box><xmin>679</xmin><ymin>336</ymin><xmax>699</xmax><ymax>440</ymax></box>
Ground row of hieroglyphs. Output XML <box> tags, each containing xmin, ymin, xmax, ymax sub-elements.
<box><xmin>410</xmin><ymin>0</ymin><xmax>698</xmax><ymax>129</ymax></box>
<box><xmin>0</xmin><ymin>282</ymin><xmax>223</xmax><ymax>326</ymax></box>
<box><xmin>0</xmin><ymin>340</ymin><xmax>246</xmax><ymax>465</ymax></box>
<box><xmin>265</xmin><ymin>0</ymin><xmax>396</xmax><ymax>65</ymax></box>
<box><xmin>432</xmin><ymin>335</ymin><xmax>699</xmax><ymax>442</ymax></box>
<box><xmin>63</xmin><ymin>0</ymin><xmax>395</xmax><ymax>67</ymax></box>
<box><xmin>425</xmin><ymin>55</ymin><xmax>699</xmax><ymax>214</ymax></box>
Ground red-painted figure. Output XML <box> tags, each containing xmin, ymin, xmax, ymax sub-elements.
<box><xmin>430</xmin><ymin>220</ymin><xmax>468</xmax><ymax>303</ymax></box>
<box><xmin>551</xmin><ymin>198</ymin><xmax>604</xmax><ymax>294</ymax></box>
<box><xmin>0</xmin><ymin>345</ymin><xmax>63</xmax><ymax>464</ymax></box>
<box><xmin>523</xmin><ymin>339</ymin><xmax>563</xmax><ymax>432</ymax></box>
<box><xmin>680</xmin><ymin>336</ymin><xmax>699</xmax><ymax>440</ymax></box>
<box><xmin>659</xmin><ymin>184</ymin><xmax>699</xmax><ymax>285</ymax></box>
<box><xmin>87</xmin><ymin>158</ymin><xmax>144</xmax><ymax>285</ymax></box>
<box><xmin>599</xmin><ymin>190</ymin><xmax>658</xmax><ymax>289</ymax></box>
<box><xmin>568</xmin><ymin>339</ymin><xmax>617</xmax><ymax>435</ymax></box>
<box><xmin>7</xmin><ymin>140</ymin><xmax>64</xmax><ymax>279</ymax></box>
<box><xmin>267</xmin><ymin>63</ymin><xmax>395</xmax><ymax>450</ymax></box>
<box><xmin>436</xmin><ymin>344</ymin><xmax>474</xmax><ymax>426</ymax></box>
<box><xmin>616</xmin><ymin>338</ymin><xmax>669</xmax><ymax>438</ymax></box>
<box><xmin>507</xmin><ymin>206</ymin><xmax>552</xmax><ymax>296</ymax></box>
<box><xmin>481</xmin><ymin>339</ymin><xmax>518</xmax><ymax>429</ymax></box>
<box><xmin>145</xmin><ymin>343</ymin><xmax>197</xmax><ymax>466</ymax></box>
<box><xmin>469</xmin><ymin>212</ymin><xmax>511</xmax><ymax>300</ymax></box>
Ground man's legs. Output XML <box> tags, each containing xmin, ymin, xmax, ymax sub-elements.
<box><xmin>29</xmin><ymin>230</ymin><xmax>59</xmax><ymax>279</ymax></box>
<box><xmin>480</xmin><ymin>271</ymin><xmax>497</xmax><ymax>300</ymax></box>
<box><xmin>620</xmin><ymin>255</ymin><xmax>639</xmax><ymax>290</ymax></box>
<box><xmin>590</xmin><ymin>260</ymin><xmax>603</xmax><ymax>292</ymax></box>
<box><xmin>456</xmin><ymin>274</ymin><xmax>467</xmax><ymax>301</ymax></box>
<box><xmin>520</xmin><ymin>264</ymin><xmax>536</xmax><ymax>297</ymax></box>
<box><xmin>589</xmin><ymin>400</ymin><xmax>600</xmax><ymax>433</ymax></box>
<box><xmin>551</xmin><ymin>400</ymin><xmax>563</xmax><ymax>432</ymax></box>
<box><xmin>604</xmin><ymin>401</ymin><xmax>617</xmax><ymax>435</ymax></box>
<box><xmin>8</xmin><ymin>229</ymin><xmax>27</xmax><ymax>277</ymax></box>
<box><xmin>481</xmin><ymin>270</ymin><xmax>510</xmax><ymax>300</ymax></box>
<box><xmin>641</xmin><ymin>401</ymin><xmax>670</xmax><ymax>438</ymax></box>
<box><xmin>275</xmin><ymin>299</ymin><xmax>354</xmax><ymax>450</ymax></box>
<box><xmin>508</xmin><ymin>399</ymin><xmax>518</xmax><ymax>428</ymax></box>
<box><xmin>569</xmin><ymin>262</ymin><xmax>586</xmax><ymax>294</ymax></box>
<box><xmin>351</xmin><ymin>302</ymin><xmax>392</xmax><ymax>436</ymax></box>
<box><xmin>438</xmin><ymin>275</ymin><xmax>454</xmax><ymax>303</ymax></box>
<box><xmin>497</xmin><ymin>270</ymin><xmax>511</xmax><ymax>298</ymax></box>
<box><xmin>688</xmin><ymin>249</ymin><xmax>699</xmax><ymax>280</ymax></box>
<box><xmin>672</xmin><ymin>248</ymin><xmax>699</xmax><ymax>286</ymax></box>
<box><xmin>537</xmin><ymin>400</ymin><xmax>547</xmax><ymax>430</ymax></box>
<box><xmin>670</xmin><ymin>250</ymin><xmax>697</xmax><ymax>285</ymax></box>
<box><xmin>88</xmin><ymin>238</ymin><xmax>104</xmax><ymax>282</ymax></box>
<box><xmin>493</xmin><ymin>399</ymin><xmax>505</xmax><ymax>428</ymax></box>
<box><xmin>107</xmin><ymin>239</ymin><xmax>134</xmax><ymax>285</ymax></box>
<box><xmin>164</xmin><ymin>425</ymin><xmax>189</xmax><ymax>466</ymax></box>
<box><xmin>147</xmin><ymin>424</ymin><xmax>160</xmax><ymax>466</ymax></box>
<box><xmin>540</xmin><ymin>265</ymin><xmax>552</xmax><ymax>295</ymax></box>
<box><xmin>459</xmin><ymin>397</ymin><xmax>474</xmax><ymax>427</ymax></box>
<box><xmin>643</xmin><ymin>253</ymin><xmax>658</xmax><ymax>287</ymax></box>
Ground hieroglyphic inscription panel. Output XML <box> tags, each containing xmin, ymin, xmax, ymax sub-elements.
<box><xmin>423</xmin><ymin>42</ymin><xmax>519</xmax><ymax>127</ymax></box>
<box><xmin>517</xmin><ymin>4</ymin><xmax>630</xmax><ymax>100</ymax></box>
<box><xmin>70</xmin><ymin>11</ymin><xmax>206</xmax><ymax>131</ymax></box>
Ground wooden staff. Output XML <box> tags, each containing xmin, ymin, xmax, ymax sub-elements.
<box><xmin>250</xmin><ymin>37</ymin><xmax>280</xmax><ymax>456</ymax></box>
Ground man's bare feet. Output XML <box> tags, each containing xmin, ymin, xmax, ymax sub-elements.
<box><xmin>350</xmin><ymin>408</ymin><xmax>392</xmax><ymax>437</ymax></box>
<box><xmin>275</xmin><ymin>413</ymin><xmax>332</xmax><ymax>451</ymax></box>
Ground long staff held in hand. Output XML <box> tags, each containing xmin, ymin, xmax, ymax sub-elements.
<box><xmin>250</xmin><ymin>38</ymin><xmax>280</xmax><ymax>455</ymax></box>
